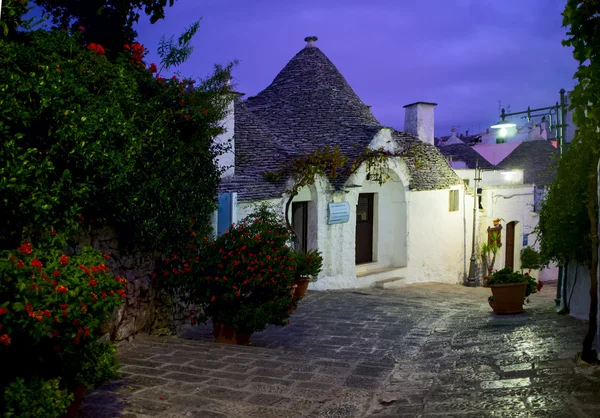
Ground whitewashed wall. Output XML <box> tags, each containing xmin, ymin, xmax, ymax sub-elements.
<box><xmin>405</xmin><ymin>187</ymin><xmax>468</xmax><ymax>284</ymax></box>
<box><xmin>213</xmin><ymin>100</ymin><xmax>235</xmax><ymax>178</ymax></box>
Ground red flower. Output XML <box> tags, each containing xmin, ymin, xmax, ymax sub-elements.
<box><xmin>124</xmin><ymin>44</ymin><xmax>131</xmax><ymax>50</ymax></box>
<box><xmin>57</xmin><ymin>285</ymin><xmax>68</xmax><ymax>293</ymax></box>
<box><xmin>101</xmin><ymin>292</ymin><xmax>107</xmax><ymax>299</ymax></box>
<box><xmin>72</xmin><ymin>319</ymin><xmax>81</xmax><ymax>326</ymax></box>
<box><xmin>89</xmin><ymin>279</ymin><xmax>97</xmax><ymax>286</ymax></box>
<box><xmin>52</xmin><ymin>270</ymin><xmax>60</xmax><ymax>277</ymax></box>
<box><xmin>210</xmin><ymin>296</ymin><xmax>216</xmax><ymax>302</ymax></box>
<box><xmin>77</xmin><ymin>215</ymin><xmax>84</xmax><ymax>222</ymax></box>
<box><xmin>87</xmin><ymin>43</ymin><xmax>105</xmax><ymax>55</ymax></box>
<box><xmin>148</xmin><ymin>63</ymin><xmax>158</xmax><ymax>73</ymax></box>
<box><xmin>31</xmin><ymin>259</ymin><xmax>43</xmax><ymax>269</ymax></box>
<box><xmin>18</xmin><ymin>243</ymin><xmax>33</xmax><ymax>255</ymax></box>
<box><xmin>59</xmin><ymin>255</ymin><xmax>69</xmax><ymax>266</ymax></box>
<box><xmin>51</xmin><ymin>280</ymin><xmax>57</xmax><ymax>287</ymax></box>
<box><xmin>0</xmin><ymin>334</ymin><xmax>10</xmax><ymax>346</ymax></box>
<box><xmin>50</xmin><ymin>230</ymin><xmax>57</xmax><ymax>236</ymax></box>
<box><xmin>537</xmin><ymin>280</ymin><xmax>544</xmax><ymax>292</ymax></box>
<box><xmin>16</xmin><ymin>259</ymin><xmax>24</xmax><ymax>269</ymax></box>
<box><xmin>0</xmin><ymin>308</ymin><xmax>8</xmax><ymax>315</ymax></box>
<box><xmin>202</xmin><ymin>108</ymin><xmax>208</xmax><ymax>114</ymax></box>
<box><xmin>103</xmin><ymin>253</ymin><xmax>110</xmax><ymax>260</ymax></box>
<box><xmin>78</xmin><ymin>26</ymin><xmax>86</xmax><ymax>31</ymax></box>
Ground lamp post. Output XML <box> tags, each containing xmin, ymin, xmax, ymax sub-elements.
<box><xmin>490</xmin><ymin>89</ymin><xmax>569</xmax><ymax>306</ymax></box>
<box><xmin>466</xmin><ymin>160</ymin><xmax>482</xmax><ymax>287</ymax></box>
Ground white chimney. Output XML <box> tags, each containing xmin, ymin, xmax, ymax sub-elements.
<box><xmin>214</xmin><ymin>78</ymin><xmax>237</xmax><ymax>178</ymax></box>
<box><xmin>403</xmin><ymin>102</ymin><xmax>437</xmax><ymax>145</ymax></box>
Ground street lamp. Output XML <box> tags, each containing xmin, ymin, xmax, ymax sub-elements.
<box><xmin>466</xmin><ymin>160</ymin><xmax>482</xmax><ymax>287</ymax></box>
<box><xmin>490</xmin><ymin>89</ymin><xmax>568</xmax><ymax>155</ymax></box>
<box><xmin>489</xmin><ymin>89</ymin><xmax>568</xmax><ymax>307</ymax></box>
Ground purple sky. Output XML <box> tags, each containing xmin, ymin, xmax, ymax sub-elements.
<box><xmin>136</xmin><ymin>0</ymin><xmax>578</xmax><ymax>138</ymax></box>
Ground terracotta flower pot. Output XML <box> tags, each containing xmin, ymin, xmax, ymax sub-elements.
<box><xmin>489</xmin><ymin>282</ymin><xmax>528</xmax><ymax>315</ymax></box>
<box><xmin>294</xmin><ymin>278</ymin><xmax>311</xmax><ymax>298</ymax></box>
<box><xmin>62</xmin><ymin>385</ymin><xmax>87</xmax><ymax>418</ymax></box>
<box><xmin>213</xmin><ymin>321</ymin><xmax>252</xmax><ymax>345</ymax></box>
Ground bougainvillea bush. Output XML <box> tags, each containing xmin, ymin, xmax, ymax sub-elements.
<box><xmin>0</xmin><ymin>237</ymin><xmax>124</xmax><ymax>416</ymax></box>
<box><xmin>0</xmin><ymin>25</ymin><xmax>232</xmax><ymax>253</ymax></box>
<box><xmin>162</xmin><ymin>206</ymin><xmax>299</xmax><ymax>335</ymax></box>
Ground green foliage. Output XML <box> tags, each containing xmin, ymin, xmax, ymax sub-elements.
<box><xmin>0</xmin><ymin>28</ymin><xmax>232</xmax><ymax>253</ymax></box>
<box><xmin>481</xmin><ymin>241</ymin><xmax>500</xmax><ymax>272</ymax></box>
<box><xmin>160</xmin><ymin>205</ymin><xmax>299</xmax><ymax>335</ymax></box>
<box><xmin>520</xmin><ymin>246</ymin><xmax>541</xmax><ymax>271</ymax></box>
<box><xmin>488</xmin><ymin>267</ymin><xmax>539</xmax><ymax>297</ymax></box>
<box><xmin>3</xmin><ymin>377</ymin><xmax>74</xmax><ymax>418</ymax></box>
<box><xmin>157</xmin><ymin>19</ymin><xmax>201</xmax><ymax>72</ymax></box>
<box><xmin>537</xmin><ymin>0</ymin><xmax>600</xmax><ymax>268</ymax></box>
<box><xmin>293</xmin><ymin>249</ymin><xmax>323</xmax><ymax>278</ymax></box>
<box><xmin>33</xmin><ymin>0</ymin><xmax>177</xmax><ymax>55</ymax></box>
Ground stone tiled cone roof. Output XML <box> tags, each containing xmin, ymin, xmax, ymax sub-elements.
<box><xmin>395</xmin><ymin>133</ymin><xmax>463</xmax><ymax>190</ymax></box>
<box><xmin>438</xmin><ymin>143</ymin><xmax>495</xmax><ymax>169</ymax></box>
<box><xmin>225</xmin><ymin>41</ymin><xmax>462</xmax><ymax>200</ymax></box>
<box><xmin>496</xmin><ymin>140</ymin><xmax>559</xmax><ymax>186</ymax></box>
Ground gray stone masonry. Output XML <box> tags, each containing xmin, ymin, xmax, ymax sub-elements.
<box><xmin>80</xmin><ymin>283</ymin><xmax>600</xmax><ymax>417</ymax></box>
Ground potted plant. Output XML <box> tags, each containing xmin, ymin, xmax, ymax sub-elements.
<box><xmin>520</xmin><ymin>246</ymin><xmax>541</xmax><ymax>274</ymax></box>
<box><xmin>164</xmin><ymin>205</ymin><xmax>298</xmax><ymax>345</ymax></box>
<box><xmin>487</xmin><ymin>267</ymin><xmax>542</xmax><ymax>314</ymax></box>
<box><xmin>292</xmin><ymin>249</ymin><xmax>323</xmax><ymax>298</ymax></box>
<box><xmin>481</xmin><ymin>241</ymin><xmax>500</xmax><ymax>286</ymax></box>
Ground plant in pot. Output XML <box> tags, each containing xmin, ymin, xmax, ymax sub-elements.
<box><xmin>167</xmin><ymin>204</ymin><xmax>299</xmax><ymax>345</ymax></box>
<box><xmin>487</xmin><ymin>267</ymin><xmax>542</xmax><ymax>314</ymax></box>
<box><xmin>292</xmin><ymin>249</ymin><xmax>323</xmax><ymax>298</ymax></box>
<box><xmin>520</xmin><ymin>246</ymin><xmax>541</xmax><ymax>274</ymax></box>
<box><xmin>481</xmin><ymin>241</ymin><xmax>500</xmax><ymax>286</ymax></box>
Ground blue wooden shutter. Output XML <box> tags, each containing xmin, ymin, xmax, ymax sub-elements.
<box><xmin>217</xmin><ymin>192</ymin><xmax>238</xmax><ymax>236</ymax></box>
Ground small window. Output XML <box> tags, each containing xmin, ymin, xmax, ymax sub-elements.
<box><xmin>449</xmin><ymin>189</ymin><xmax>459</xmax><ymax>212</ymax></box>
<box><xmin>463</xmin><ymin>179</ymin><xmax>470</xmax><ymax>187</ymax></box>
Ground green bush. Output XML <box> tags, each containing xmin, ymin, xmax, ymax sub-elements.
<box><xmin>0</xmin><ymin>27</ymin><xmax>231</xmax><ymax>253</ymax></box>
<box><xmin>3</xmin><ymin>377</ymin><xmax>74</xmax><ymax>418</ymax></box>
<box><xmin>293</xmin><ymin>249</ymin><xmax>323</xmax><ymax>278</ymax></box>
<box><xmin>488</xmin><ymin>267</ymin><xmax>539</xmax><ymax>297</ymax></box>
<box><xmin>161</xmin><ymin>205</ymin><xmax>299</xmax><ymax>335</ymax></box>
<box><xmin>520</xmin><ymin>246</ymin><xmax>541</xmax><ymax>271</ymax></box>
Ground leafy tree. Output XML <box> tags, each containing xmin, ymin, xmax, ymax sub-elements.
<box><xmin>33</xmin><ymin>0</ymin><xmax>177</xmax><ymax>55</ymax></box>
<box><xmin>539</xmin><ymin>0</ymin><xmax>600</xmax><ymax>362</ymax></box>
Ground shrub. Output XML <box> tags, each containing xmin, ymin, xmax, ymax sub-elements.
<box><xmin>520</xmin><ymin>246</ymin><xmax>541</xmax><ymax>272</ymax></box>
<box><xmin>3</xmin><ymin>377</ymin><xmax>74</xmax><ymax>418</ymax></box>
<box><xmin>162</xmin><ymin>205</ymin><xmax>298</xmax><ymax>335</ymax></box>
<box><xmin>488</xmin><ymin>267</ymin><xmax>540</xmax><ymax>297</ymax></box>
<box><xmin>293</xmin><ymin>249</ymin><xmax>323</xmax><ymax>278</ymax></box>
<box><xmin>0</xmin><ymin>238</ymin><xmax>124</xmax><ymax>415</ymax></box>
<box><xmin>0</xmin><ymin>27</ymin><xmax>231</xmax><ymax>253</ymax></box>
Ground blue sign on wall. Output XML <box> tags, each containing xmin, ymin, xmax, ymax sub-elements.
<box><xmin>523</xmin><ymin>234</ymin><xmax>528</xmax><ymax>247</ymax></box>
<box><xmin>328</xmin><ymin>202</ymin><xmax>350</xmax><ymax>225</ymax></box>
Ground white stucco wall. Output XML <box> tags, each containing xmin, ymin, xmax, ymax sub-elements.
<box><xmin>405</xmin><ymin>187</ymin><xmax>468</xmax><ymax>284</ymax></box>
<box><xmin>213</xmin><ymin>100</ymin><xmax>235</xmax><ymax>178</ymax></box>
<box><xmin>564</xmin><ymin>263</ymin><xmax>591</xmax><ymax>321</ymax></box>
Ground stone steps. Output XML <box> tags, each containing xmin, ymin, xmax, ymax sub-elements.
<box><xmin>374</xmin><ymin>277</ymin><xmax>406</xmax><ymax>289</ymax></box>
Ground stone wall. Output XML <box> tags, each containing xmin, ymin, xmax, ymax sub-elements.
<box><xmin>70</xmin><ymin>227</ymin><xmax>188</xmax><ymax>341</ymax></box>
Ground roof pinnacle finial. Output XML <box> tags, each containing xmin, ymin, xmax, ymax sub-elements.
<box><xmin>304</xmin><ymin>36</ymin><xmax>318</xmax><ymax>47</ymax></box>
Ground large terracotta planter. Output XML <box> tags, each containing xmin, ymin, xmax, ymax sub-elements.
<box><xmin>489</xmin><ymin>282</ymin><xmax>528</xmax><ymax>315</ymax></box>
<box><xmin>213</xmin><ymin>321</ymin><xmax>252</xmax><ymax>345</ymax></box>
<box><xmin>294</xmin><ymin>278</ymin><xmax>311</xmax><ymax>298</ymax></box>
<box><xmin>62</xmin><ymin>385</ymin><xmax>87</xmax><ymax>418</ymax></box>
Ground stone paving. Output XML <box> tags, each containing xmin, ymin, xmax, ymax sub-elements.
<box><xmin>79</xmin><ymin>283</ymin><xmax>600</xmax><ymax>417</ymax></box>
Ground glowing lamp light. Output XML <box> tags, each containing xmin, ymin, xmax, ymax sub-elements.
<box><xmin>499</xmin><ymin>127</ymin><xmax>508</xmax><ymax>137</ymax></box>
<box><xmin>490</xmin><ymin>119</ymin><xmax>516</xmax><ymax>129</ymax></box>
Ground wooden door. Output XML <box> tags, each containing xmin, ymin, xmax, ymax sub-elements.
<box><xmin>292</xmin><ymin>202</ymin><xmax>308</xmax><ymax>252</ymax></box>
<box><xmin>505</xmin><ymin>221</ymin><xmax>515</xmax><ymax>269</ymax></box>
<box><xmin>355</xmin><ymin>193</ymin><xmax>374</xmax><ymax>264</ymax></box>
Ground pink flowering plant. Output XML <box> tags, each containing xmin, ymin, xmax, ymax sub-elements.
<box><xmin>0</xmin><ymin>234</ymin><xmax>125</xmax><ymax>416</ymax></box>
<box><xmin>160</xmin><ymin>205</ymin><xmax>299</xmax><ymax>335</ymax></box>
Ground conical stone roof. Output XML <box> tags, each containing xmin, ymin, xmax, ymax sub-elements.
<box><xmin>246</xmin><ymin>39</ymin><xmax>380</xmax><ymax>153</ymax></box>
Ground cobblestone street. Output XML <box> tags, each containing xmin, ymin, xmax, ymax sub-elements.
<box><xmin>80</xmin><ymin>283</ymin><xmax>600</xmax><ymax>417</ymax></box>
